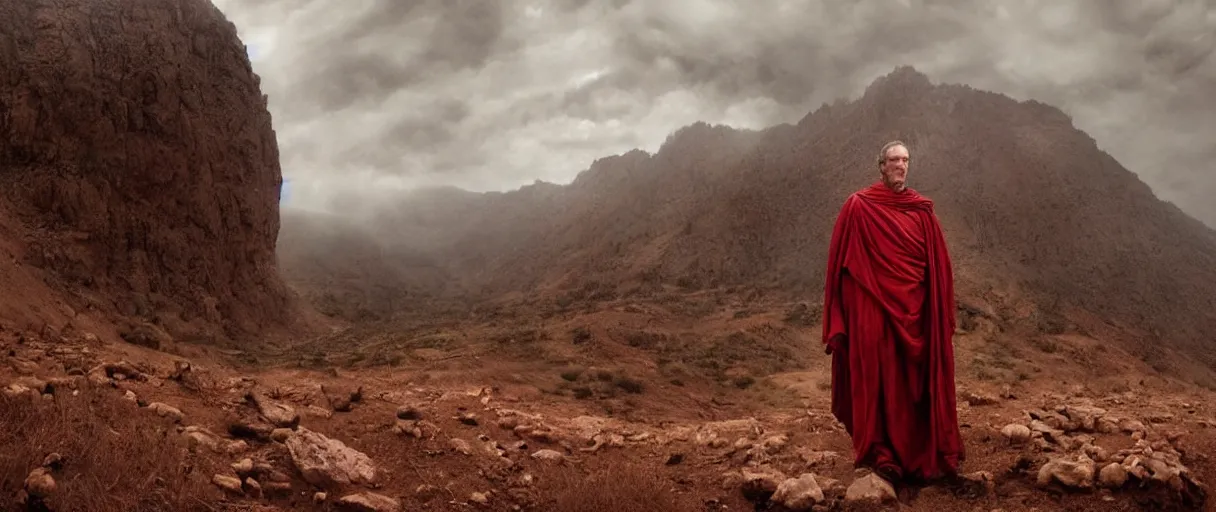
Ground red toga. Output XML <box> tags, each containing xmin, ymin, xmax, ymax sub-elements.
<box><xmin>822</xmin><ymin>181</ymin><xmax>965</xmax><ymax>481</ymax></box>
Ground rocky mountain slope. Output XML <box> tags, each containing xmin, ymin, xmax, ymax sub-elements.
<box><xmin>0</xmin><ymin>0</ymin><xmax>296</xmax><ymax>346</ymax></box>
<box><xmin>283</xmin><ymin>67</ymin><xmax>1216</xmax><ymax>383</ymax></box>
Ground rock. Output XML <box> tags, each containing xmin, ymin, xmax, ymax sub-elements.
<box><xmin>469</xmin><ymin>491</ymin><xmax>489</xmax><ymax>504</ymax></box>
<box><xmin>393</xmin><ymin>419</ymin><xmax>439</xmax><ymax>439</ymax></box>
<box><xmin>231</xmin><ymin>458</ymin><xmax>254</xmax><ymax>477</ymax></box>
<box><xmin>3</xmin><ymin>383</ymin><xmax>36</xmax><ymax>400</ymax></box>
<box><xmin>183</xmin><ymin>426</ymin><xmax>225</xmax><ymax>453</ymax></box>
<box><xmin>1001</xmin><ymin>424</ymin><xmax>1032</xmax><ymax>445</ymax></box>
<box><xmin>212</xmin><ymin>474</ymin><xmax>244</xmax><ymax>495</ymax></box>
<box><xmin>41</xmin><ymin>453</ymin><xmax>64</xmax><ymax>470</ymax></box>
<box><xmin>396</xmin><ymin>405</ymin><xmax>422</xmax><ymax>420</ymax></box>
<box><xmin>530</xmin><ymin>449</ymin><xmax>564</xmax><ymax>461</ymax></box>
<box><xmin>771</xmin><ymin>473</ymin><xmax>825</xmax><ymax>510</ymax></box>
<box><xmin>1098</xmin><ymin>463</ymin><xmax>1128</xmax><ymax>488</ymax></box>
<box><xmin>229</xmin><ymin>419</ymin><xmax>275</xmax><ymax>441</ymax></box>
<box><xmin>844</xmin><ymin>473</ymin><xmax>897</xmax><ymax>504</ymax></box>
<box><xmin>147</xmin><ymin>402</ymin><xmax>184</xmax><ymax>423</ymax></box>
<box><xmin>243</xmin><ymin>478</ymin><xmax>263</xmax><ymax>498</ymax></box>
<box><xmin>337</xmin><ymin>492</ymin><xmax>401</xmax><ymax>512</ymax></box>
<box><xmin>760</xmin><ymin>434</ymin><xmax>788</xmax><ymax>454</ymax></box>
<box><xmin>796</xmin><ymin>448</ymin><xmax>840</xmax><ymax>466</ymax></box>
<box><xmin>449</xmin><ymin>438</ymin><xmax>473</xmax><ymax>455</ymax></box>
<box><xmin>740</xmin><ymin>466</ymin><xmax>786</xmax><ymax>502</ymax></box>
<box><xmin>285</xmin><ymin>427</ymin><xmax>377</xmax><ymax>487</ymax></box>
<box><xmin>248</xmin><ymin>392</ymin><xmax>300</xmax><ymax>428</ymax></box>
<box><xmin>1037</xmin><ymin>455</ymin><xmax>1096</xmax><ymax>490</ymax></box>
<box><xmin>323</xmin><ymin>384</ymin><xmax>363</xmax><ymax>412</ymax></box>
<box><xmin>1095</xmin><ymin>417</ymin><xmax>1120</xmax><ymax>434</ymax></box>
<box><xmin>415</xmin><ymin>484</ymin><xmax>442</xmax><ymax>501</ymax></box>
<box><xmin>24</xmin><ymin>468</ymin><xmax>55</xmax><ymax>498</ymax></box>
<box><xmin>1060</xmin><ymin>404</ymin><xmax>1107</xmax><ymax>432</ymax></box>
<box><xmin>271</xmin><ymin>428</ymin><xmax>293</xmax><ymax>443</ymax></box>
<box><xmin>1120</xmin><ymin>418</ymin><xmax>1147</xmax><ymax>434</ymax></box>
<box><xmin>963</xmin><ymin>390</ymin><xmax>1000</xmax><ymax>406</ymax></box>
<box><xmin>458</xmin><ymin>412</ymin><xmax>479</xmax><ymax>426</ymax></box>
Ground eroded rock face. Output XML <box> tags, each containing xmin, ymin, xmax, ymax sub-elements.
<box><xmin>0</xmin><ymin>0</ymin><xmax>289</xmax><ymax>342</ymax></box>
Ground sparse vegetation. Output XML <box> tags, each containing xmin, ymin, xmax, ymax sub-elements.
<box><xmin>0</xmin><ymin>391</ymin><xmax>219</xmax><ymax>512</ymax></box>
<box><xmin>532</xmin><ymin>462</ymin><xmax>699</xmax><ymax>512</ymax></box>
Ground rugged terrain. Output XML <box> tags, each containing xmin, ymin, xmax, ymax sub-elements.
<box><xmin>2</xmin><ymin>0</ymin><xmax>1216</xmax><ymax>511</ymax></box>
<box><xmin>285</xmin><ymin>67</ymin><xmax>1216</xmax><ymax>387</ymax></box>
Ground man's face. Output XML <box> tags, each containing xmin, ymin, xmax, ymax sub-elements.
<box><xmin>880</xmin><ymin>145</ymin><xmax>910</xmax><ymax>193</ymax></box>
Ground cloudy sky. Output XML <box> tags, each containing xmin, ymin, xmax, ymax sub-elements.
<box><xmin>210</xmin><ymin>0</ymin><xmax>1216</xmax><ymax>226</ymax></box>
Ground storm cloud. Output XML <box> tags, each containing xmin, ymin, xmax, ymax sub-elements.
<box><xmin>211</xmin><ymin>0</ymin><xmax>1216</xmax><ymax>226</ymax></box>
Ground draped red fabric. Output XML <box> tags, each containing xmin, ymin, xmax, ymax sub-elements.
<box><xmin>822</xmin><ymin>181</ymin><xmax>965</xmax><ymax>481</ymax></box>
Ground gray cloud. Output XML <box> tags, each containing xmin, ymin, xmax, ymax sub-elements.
<box><xmin>212</xmin><ymin>0</ymin><xmax>1216</xmax><ymax>226</ymax></box>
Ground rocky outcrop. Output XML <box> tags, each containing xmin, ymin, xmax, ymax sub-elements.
<box><xmin>0</xmin><ymin>0</ymin><xmax>290</xmax><ymax>343</ymax></box>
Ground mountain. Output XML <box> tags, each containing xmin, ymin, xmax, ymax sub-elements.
<box><xmin>0</xmin><ymin>0</ymin><xmax>296</xmax><ymax>345</ymax></box>
<box><xmin>278</xmin><ymin>66</ymin><xmax>1216</xmax><ymax>381</ymax></box>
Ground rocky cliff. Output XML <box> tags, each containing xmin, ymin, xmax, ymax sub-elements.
<box><xmin>0</xmin><ymin>0</ymin><xmax>292</xmax><ymax>344</ymax></box>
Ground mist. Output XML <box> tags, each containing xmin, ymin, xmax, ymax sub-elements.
<box><xmin>211</xmin><ymin>0</ymin><xmax>1216</xmax><ymax>227</ymax></box>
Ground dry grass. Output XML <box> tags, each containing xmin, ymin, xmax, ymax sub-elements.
<box><xmin>0</xmin><ymin>388</ymin><xmax>223</xmax><ymax>512</ymax></box>
<box><xmin>532</xmin><ymin>459</ymin><xmax>701</xmax><ymax>512</ymax></box>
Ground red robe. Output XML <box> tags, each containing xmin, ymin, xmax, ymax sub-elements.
<box><xmin>822</xmin><ymin>181</ymin><xmax>965</xmax><ymax>481</ymax></box>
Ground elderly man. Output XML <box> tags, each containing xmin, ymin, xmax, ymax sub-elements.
<box><xmin>821</xmin><ymin>140</ymin><xmax>965</xmax><ymax>485</ymax></box>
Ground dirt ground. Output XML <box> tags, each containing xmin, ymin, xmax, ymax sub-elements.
<box><xmin>3</xmin><ymin>289</ymin><xmax>1214</xmax><ymax>512</ymax></box>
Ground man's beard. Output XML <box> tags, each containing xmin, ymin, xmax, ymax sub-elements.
<box><xmin>884</xmin><ymin>176</ymin><xmax>906</xmax><ymax>192</ymax></box>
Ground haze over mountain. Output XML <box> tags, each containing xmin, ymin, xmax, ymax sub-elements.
<box><xmin>215</xmin><ymin>0</ymin><xmax>1216</xmax><ymax>227</ymax></box>
<box><xmin>279</xmin><ymin>66</ymin><xmax>1216</xmax><ymax>386</ymax></box>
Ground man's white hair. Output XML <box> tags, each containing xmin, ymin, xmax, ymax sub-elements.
<box><xmin>877</xmin><ymin>140</ymin><xmax>908</xmax><ymax>168</ymax></box>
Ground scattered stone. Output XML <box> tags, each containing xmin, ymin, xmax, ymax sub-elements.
<box><xmin>338</xmin><ymin>492</ymin><xmax>400</xmax><ymax>512</ymax></box>
<box><xmin>247</xmin><ymin>391</ymin><xmax>300</xmax><ymax>428</ymax></box>
<box><xmin>323</xmin><ymin>384</ymin><xmax>363</xmax><ymax>412</ymax></box>
<box><xmin>963</xmin><ymin>390</ymin><xmax>1000</xmax><ymax>406</ymax></box>
<box><xmin>229</xmin><ymin>419</ymin><xmax>275</xmax><ymax>441</ymax></box>
<box><xmin>243</xmin><ymin>477</ymin><xmax>263</xmax><ymax>498</ymax></box>
<box><xmin>1037</xmin><ymin>454</ymin><xmax>1096</xmax><ymax>490</ymax></box>
<box><xmin>1002</xmin><ymin>424</ymin><xmax>1032</xmax><ymax>445</ymax></box>
<box><xmin>285</xmin><ymin>427</ymin><xmax>377</xmax><ymax>487</ymax></box>
<box><xmin>845</xmin><ymin>473</ymin><xmax>897</xmax><ymax>504</ymax></box>
<box><xmin>1098</xmin><ymin>462</ymin><xmax>1129</xmax><ymax>489</ymax></box>
<box><xmin>24</xmin><ymin>468</ymin><xmax>55</xmax><ymax>498</ymax></box>
<box><xmin>231</xmin><ymin>458</ymin><xmax>254</xmax><ymax>477</ymax></box>
<box><xmin>469</xmin><ymin>491</ymin><xmax>489</xmax><ymax>505</ymax></box>
<box><xmin>147</xmin><ymin>402</ymin><xmax>184</xmax><ymax>423</ymax></box>
<box><xmin>740</xmin><ymin>466</ymin><xmax>787</xmax><ymax>502</ymax></box>
<box><xmin>415</xmin><ymin>484</ymin><xmax>441</xmax><ymax>501</ymax></box>
<box><xmin>212</xmin><ymin>474</ymin><xmax>243</xmax><ymax>495</ymax></box>
<box><xmin>396</xmin><ymin>405</ymin><xmax>422</xmax><ymax>420</ymax></box>
<box><xmin>760</xmin><ymin>434</ymin><xmax>788</xmax><ymax>454</ymax></box>
<box><xmin>771</xmin><ymin>473</ymin><xmax>825</xmax><ymax>510</ymax></box>
<box><xmin>449</xmin><ymin>438</ymin><xmax>473</xmax><ymax>455</ymax></box>
<box><xmin>41</xmin><ymin>453</ymin><xmax>64</xmax><ymax>470</ymax></box>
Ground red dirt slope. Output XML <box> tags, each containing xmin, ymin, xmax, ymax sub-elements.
<box><xmin>0</xmin><ymin>0</ymin><xmax>294</xmax><ymax>346</ymax></box>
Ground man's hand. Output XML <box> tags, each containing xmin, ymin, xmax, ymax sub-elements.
<box><xmin>826</xmin><ymin>333</ymin><xmax>846</xmax><ymax>354</ymax></box>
